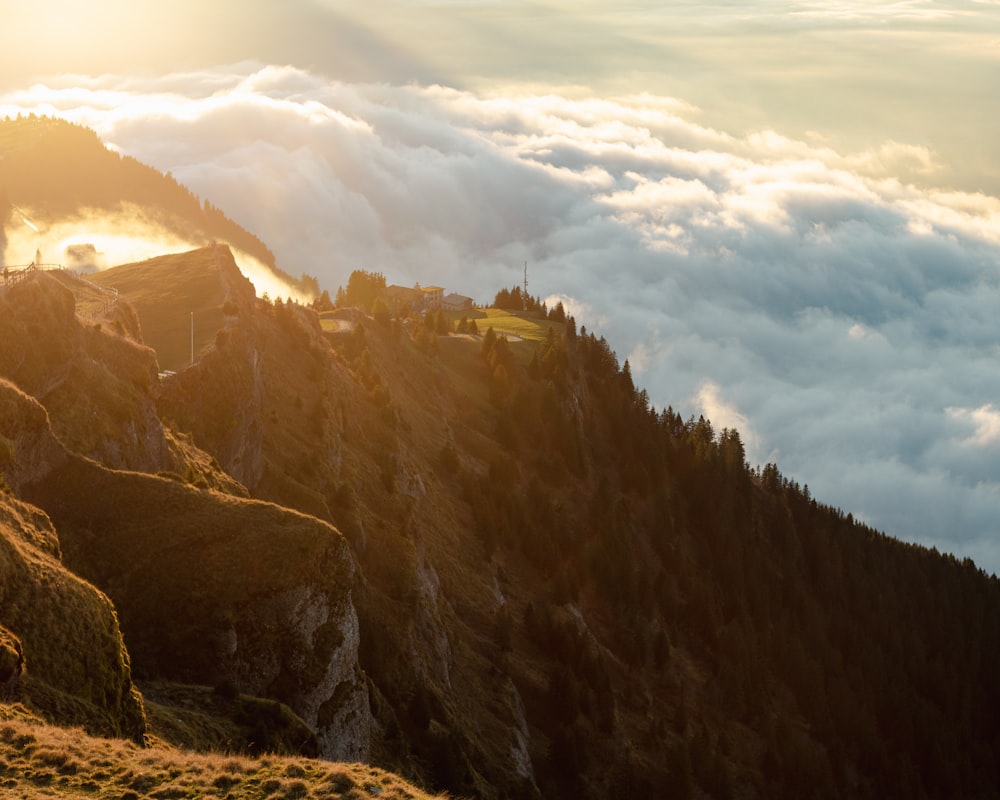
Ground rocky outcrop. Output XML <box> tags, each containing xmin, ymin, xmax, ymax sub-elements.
<box><xmin>23</xmin><ymin>457</ymin><xmax>373</xmax><ymax>760</ymax></box>
<box><xmin>2</xmin><ymin>268</ymin><xmax>372</xmax><ymax>759</ymax></box>
<box><xmin>223</xmin><ymin>582</ymin><xmax>371</xmax><ymax>760</ymax></box>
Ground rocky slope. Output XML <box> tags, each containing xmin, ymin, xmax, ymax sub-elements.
<box><xmin>0</xmin><ymin>380</ymin><xmax>145</xmax><ymax>740</ymax></box>
<box><xmin>0</xmin><ymin>271</ymin><xmax>168</xmax><ymax>473</ymax></box>
<box><xmin>0</xmin><ymin>269</ymin><xmax>373</xmax><ymax>762</ymax></box>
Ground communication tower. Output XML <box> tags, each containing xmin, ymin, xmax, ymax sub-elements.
<box><xmin>523</xmin><ymin>261</ymin><xmax>528</xmax><ymax>310</ymax></box>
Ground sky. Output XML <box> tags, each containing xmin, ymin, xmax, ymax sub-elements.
<box><xmin>3</xmin><ymin>0</ymin><xmax>1000</xmax><ymax>572</ymax></box>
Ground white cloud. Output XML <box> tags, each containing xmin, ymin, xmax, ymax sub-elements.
<box><xmin>948</xmin><ymin>404</ymin><xmax>1000</xmax><ymax>447</ymax></box>
<box><xmin>695</xmin><ymin>381</ymin><xmax>761</xmax><ymax>459</ymax></box>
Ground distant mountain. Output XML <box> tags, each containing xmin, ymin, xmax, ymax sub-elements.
<box><xmin>0</xmin><ymin>115</ymin><xmax>315</xmax><ymax>295</ymax></box>
<box><xmin>0</xmin><ymin>125</ymin><xmax>999</xmax><ymax>799</ymax></box>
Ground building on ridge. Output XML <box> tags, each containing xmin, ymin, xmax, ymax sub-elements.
<box><xmin>443</xmin><ymin>293</ymin><xmax>474</xmax><ymax>312</ymax></box>
<box><xmin>383</xmin><ymin>283</ymin><xmax>445</xmax><ymax>315</ymax></box>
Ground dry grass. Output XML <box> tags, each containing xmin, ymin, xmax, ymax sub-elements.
<box><xmin>0</xmin><ymin>711</ymin><xmax>446</xmax><ymax>800</ymax></box>
<box><xmin>91</xmin><ymin>248</ymin><xmax>228</xmax><ymax>371</ymax></box>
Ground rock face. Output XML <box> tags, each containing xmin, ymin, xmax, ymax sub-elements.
<box><xmin>157</xmin><ymin>325</ymin><xmax>267</xmax><ymax>489</ymax></box>
<box><xmin>155</xmin><ymin>247</ymin><xmax>269</xmax><ymax>490</ymax></box>
<box><xmin>24</xmin><ymin>458</ymin><xmax>373</xmax><ymax>761</ymax></box>
<box><xmin>224</xmin><ymin>583</ymin><xmax>371</xmax><ymax>760</ymax></box>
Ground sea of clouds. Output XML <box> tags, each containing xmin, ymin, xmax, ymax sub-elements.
<box><xmin>4</xmin><ymin>63</ymin><xmax>1000</xmax><ymax>571</ymax></box>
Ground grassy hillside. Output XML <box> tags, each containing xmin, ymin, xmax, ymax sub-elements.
<box><xmin>4</xmin><ymin>232</ymin><xmax>1000</xmax><ymax>796</ymax></box>
<box><xmin>0</xmin><ymin>269</ymin><xmax>370</xmax><ymax>763</ymax></box>
<box><xmin>0</xmin><ymin>491</ymin><xmax>145</xmax><ymax>742</ymax></box>
<box><xmin>7</xmin><ymin>247</ymin><xmax>1000</xmax><ymax>797</ymax></box>
<box><xmin>447</xmin><ymin>308</ymin><xmax>560</xmax><ymax>344</ymax></box>
<box><xmin>91</xmin><ymin>246</ymin><xmax>234</xmax><ymax>371</ymax></box>
<box><xmin>0</xmin><ymin>707</ymin><xmax>443</xmax><ymax>800</ymax></box>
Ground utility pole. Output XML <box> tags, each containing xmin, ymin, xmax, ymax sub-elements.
<box><xmin>190</xmin><ymin>311</ymin><xmax>194</xmax><ymax>365</ymax></box>
<box><xmin>523</xmin><ymin>261</ymin><xmax>528</xmax><ymax>310</ymax></box>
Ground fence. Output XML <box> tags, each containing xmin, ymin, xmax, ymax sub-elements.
<box><xmin>1</xmin><ymin>263</ymin><xmax>119</xmax><ymax>319</ymax></box>
<box><xmin>1</xmin><ymin>263</ymin><xmax>36</xmax><ymax>290</ymax></box>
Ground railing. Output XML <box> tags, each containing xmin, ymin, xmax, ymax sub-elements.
<box><xmin>1</xmin><ymin>263</ymin><xmax>36</xmax><ymax>290</ymax></box>
<box><xmin>1</xmin><ymin>263</ymin><xmax>120</xmax><ymax>319</ymax></box>
<box><xmin>60</xmin><ymin>267</ymin><xmax>119</xmax><ymax>320</ymax></box>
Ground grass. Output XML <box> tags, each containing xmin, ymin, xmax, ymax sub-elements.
<box><xmin>0</xmin><ymin>710</ymin><xmax>446</xmax><ymax>800</ymax></box>
<box><xmin>91</xmin><ymin>248</ymin><xmax>229</xmax><ymax>371</ymax></box>
<box><xmin>444</xmin><ymin>309</ymin><xmax>561</xmax><ymax>344</ymax></box>
<box><xmin>318</xmin><ymin>315</ymin><xmax>353</xmax><ymax>334</ymax></box>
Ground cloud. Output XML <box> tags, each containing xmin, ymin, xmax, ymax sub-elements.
<box><xmin>948</xmin><ymin>404</ymin><xmax>1000</xmax><ymax>447</ymax></box>
<box><xmin>5</xmin><ymin>65</ymin><xmax>1000</xmax><ymax>574</ymax></box>
<box><xmin>695</xmin><ymin>382</ymin><xmax>761</xmax><ymax>457</ymax></box>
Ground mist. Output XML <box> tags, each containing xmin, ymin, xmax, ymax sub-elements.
<box><xmin>4</xmin><ymin>204</ymin><xmax>200</xmax><ymax>270</ymax></box>
<box><xmin>2</xmin><ymin>202</ymin><xmax>309</xmax><ymax>303</ymax></box>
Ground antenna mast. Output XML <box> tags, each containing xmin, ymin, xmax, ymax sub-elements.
<box><xmin>523</xmin><ymin>261</ymin><xmax>528</xmax><ymax>309</ymax></box>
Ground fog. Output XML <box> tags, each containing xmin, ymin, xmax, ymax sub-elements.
<box><xmin>4</xmin><ymin>204</ymin><xmax>201</xmax><ymax>271</ymax></box>
<box><xmin>2</xmin><ymin>201</ymin><xmax>308</xmax><ymax>303</ymax></box>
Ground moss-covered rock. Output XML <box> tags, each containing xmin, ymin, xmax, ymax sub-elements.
<box><xmin>0</xmin><ymin>491</ymin><xmax>145</xmax><ymax>739</ymax></box>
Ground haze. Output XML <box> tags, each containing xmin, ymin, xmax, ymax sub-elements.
<box><xmin>4</xmin><ymin>0</ymin><xmax>1000</xmax><ymax>571</ymax></box>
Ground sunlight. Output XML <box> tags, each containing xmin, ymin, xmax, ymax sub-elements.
<box><xmin>231</xmin><ymin>248</ymin><xmax>312</xmax><ymax>304</ymax></box>
<box><xmin>2</xmin><ymin>203</ymin><xmax>307</xmax><ymax>304</ymax></box>
<box><xmin>3</xmin><ymin>206</ymin><xmax>201</xmax><ymax>270</ymax></box>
